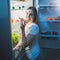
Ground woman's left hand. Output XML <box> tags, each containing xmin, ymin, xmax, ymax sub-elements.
<box><xmin>19</xmin><ymin>18</ymin><xmax>25</xmax><ymax>31</ymax></box>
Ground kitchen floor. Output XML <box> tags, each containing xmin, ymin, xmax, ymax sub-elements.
<box><xmin>40</xmin><ymin>48</ymin><xmax>60</xmax><ymax>60</ymax></box>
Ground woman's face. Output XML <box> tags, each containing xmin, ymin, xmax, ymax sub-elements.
<box><xmin>26</xmin><ymin>9</ymin><xmax>34</xmax><ymax>22</ymax></box>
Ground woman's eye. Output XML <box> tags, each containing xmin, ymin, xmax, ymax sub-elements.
<box><xmin>30</xmin><ymin>13</ymin><xmax>33</xmax><ymax>16</ymax></box>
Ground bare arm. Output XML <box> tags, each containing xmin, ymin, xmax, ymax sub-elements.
<box><xmin>22</xmin><ymin>31</ymin><xmax>36</xmax><ymax>47</ymax></box>
<box><xmin>14</xmin><ymin>31</ymin><xmax>35</xmax><ymax>51</ymax></box>
<box><xmin>14</xmin><ymin>21</ymin><xmax>39</xmax><ymax>51</ymax></box>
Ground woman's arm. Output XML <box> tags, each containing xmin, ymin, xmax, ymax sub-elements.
<box><xmin>14</xmin><ymin>31</ymin><xmax>35</xmax><ymax>51</ymax></box>
<box><xmin>14</xmin><ymin>23</ymin><xmax>39</xmax><ymax>51</ymax></box>
<box><xmin>22</xmin><ymin>24</ymin><xmax>39</xmax><ymax>47</ymax></box>
<box><xmin>22</xmin><ymin>31</ymin><xmax>36</xmax><ymax>47</ymax></box>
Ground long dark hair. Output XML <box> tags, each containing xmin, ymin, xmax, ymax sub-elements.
<box><xmin>27</xmin><ymin>7</ymin><xmax>38</xmax><ymax>24</ymax></box>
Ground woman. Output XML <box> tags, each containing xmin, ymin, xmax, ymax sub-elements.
<box><xmin>14</xmin><ymin>7</ymin><xmax>41</xmax><ymax>60</ymax></box>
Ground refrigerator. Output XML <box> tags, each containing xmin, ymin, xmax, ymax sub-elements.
<box><xmin>10</xmin><ymin>0</ymin><xmax>34</xmax><ymax>60</ymax></box>
<box><xmin>10</xmin><ymin>0</ymin><xmax>60</xmax><ymax>59</ymax></box>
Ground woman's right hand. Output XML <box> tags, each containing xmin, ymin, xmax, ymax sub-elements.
<box><xmin>13</xmin><ymin>45</ymin><xmax>20</xmax><ymax>51</ymax></box>
<box><xmin>13</xmin><ymin>41</ymin><xmax>23</xmax><ymax>51</ymax></box>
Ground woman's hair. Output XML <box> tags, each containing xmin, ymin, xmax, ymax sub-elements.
<box><xmin>27</xmin><ymin>7</ymin><xmax>38</xmax><ymax>24</ymax></box>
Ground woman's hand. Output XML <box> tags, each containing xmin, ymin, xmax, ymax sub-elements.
<box><xmin>13</xmin><ymin>41</ymin><xmax>23</xmax><ymax>51</ymax></box>
<box><xmin>13</xmin><ymin>45</ymin><xmax>21</xmax><ymax>51</ymax></box>
<box><xmin>19</xmin><ymin>18</ymin><xmax>25</xmax><ymax>31</ymax></box>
